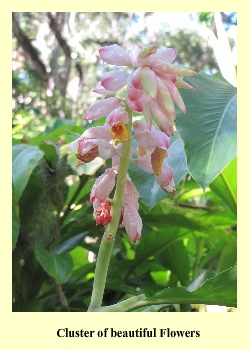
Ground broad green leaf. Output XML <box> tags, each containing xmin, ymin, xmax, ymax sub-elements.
<box><xmin>129</xmin><ymin>135</ymin><xmax>188</xmax><ymax>208</ymax></box>
<box><xmin>35</xmin><ymin>244</ymin><xmax>73</xmax><ymax>283</ymax></box>
<box><xmin>39</xmin><ymin>143</ymin><xmax>58</xmax><ymax>170</ymax></box>
<box><xmin>43</xmin><ymin>118</ymin><xmax>76</xmax><ymax>135</ymax></box>
<box><xmin>29</xmin><ymin>124</ymin><xmax>83</xmax><ymax>146</ymax></box>
<box><xmin>12</xmin><ymin>194</ymin><xmax>20</xmax><ymax>251</ymax></box>
<box><xmin>18</xmin><ymin>165</ymin><xmax>45</xmax><ymax>230</ymax></box>
<box><xmin>69</xmin><ymin>246</ymin><xmax>89</xmax><ymax>270</ymax></box>
<box><xmin>187</xmin><ymin>270</ymin><xmax>217</xmax><ymax>291</ymax></box>
<box><xmin>92</xmin><ymin>267</ymin><xmax>236</xmax><ymax>312</ymax></box>
<box><xmin>212</xmin><ymin>72</ymin><xmax>230</xmax><ymax>83</ymax></box>
<box><xmin>147</xmin><ymin>267</ymin><xmax>236</xmax><ymax>307</ymax></box>
<box><xmin>209</xmin><ymin>157</ymin><xmax>237</xmax><ymax>216</ymax></box>
<box><xmin>156</xmin><ymin>240</ymin><xmax>190</xmax><ymax>286</ymax></box>
<box><xmin>12</xmin><ymin>144</ymin><xmax>44</xmax><ymax>202</ymax></box>
<box><xmin>177</xmin><ymin>73</ymin><xmax>237</xmax><ymax>190</ymax></box>
<box><xmin>217</xmin><ymin>242</ymin><xmax>237</xmax><ymax>273</ymax></box>
<box><xmin>125</xmin><ymin>225</ymin><xmax>191</xmax><ymax>279</ymax></box>
<box><xmin>53</xmin><ymin>232</ymin><xmax>89</xmax><ymax>254</ymax></box>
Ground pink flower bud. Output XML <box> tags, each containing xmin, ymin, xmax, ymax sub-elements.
<box><xmin>93</xmin><ymin>81</ymin><xmax>114</xmax><ymax>95</ymax></box>
<box><xmin>141</xmin><ymin>67</ymin><xmax>158</xmax><ymax>100</ymax></box>
<box><xmin>84</xmin><ymin>97</ymin><xmax>120</xmax><ymax>120</ymax></box>
<box><xmin>101</xmin><ymin>70</ymin><xmax>129</xmax><ymax>92</ymax></box>
<box><xmin>124</xmin><ymin>178</ymin><xmax>139</xmax><ymax>210</ymax></box>
<box><xmin>99</xmin><ymin>44</ymin><xmax>132</xmax><ymax>66</ymax></box>
<box><xmin>90</xmin><ymin>168</ymin><xmax>116</xmax><ymax>203</ymax></box>
<box><xmin>122</xmin><ymin>202</ymin><xmax>142</xmax><ymax>243</ymax></box>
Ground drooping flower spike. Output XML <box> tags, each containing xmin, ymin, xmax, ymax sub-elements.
<box><xmin>68</xmin><ymin>44</ymin><xmax>196</xmax><ymax>242</ymax></box>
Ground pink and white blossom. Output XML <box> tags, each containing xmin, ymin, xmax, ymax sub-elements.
<box><xmin>133</xmin><ymin>120</ymin><xmax>170</xmax><ymax>151</ymax></box>
<box><xmin>123</xmin><ymin>178</ymin><xmax>140</xmax><ymax>210</ymax></box>
<box><xmin>96</xmin><ymin>44</ymin><xmax>196</xmax><ymax>135</ymax></box>
<box><xmin>69</xmin><ymin>138</ymin><xmax>117</xmax><ymax>166</ymax></box>
<box><xmin>101</xmin><ymin>71</ymin><xmax>129</xmax><ymax>92</ymax></box>
<box><xmin>68</xmin><ymin>44</ymin><xmax>195</xmax><ymax>242</ymax></box>
<box><xmin>106</xmin><ymin>107</ymin><xmax>129</xmax><ymax>126</ymax></box>
<box><xmin>93</xmin><ymin>199</ymin><xmax>112</xmax><ymax>226</ymax></box>
<box><xmin>122</xmin><ymin>202</ymin><xmax>142</xmax><ymax>243</ymax></box>
<box><xmin>99</xmin><ymin>44</ymin><xmax>133</xmax><ymax>66</ymax></box>
<box><xmin>90</xmin><ymin>168</ymin><xmax>116</xmax><ymax>204</ymax></box>
<box><xmin>84</xmin><ymin>97</ymin><xmax>120</xmax><ymax>121</ymax></box>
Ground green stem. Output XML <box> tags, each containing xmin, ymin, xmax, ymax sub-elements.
<box><xmin>88</xmin><ymin>105</ymin><xmax>133</xmax><ymax>311</ymax></box>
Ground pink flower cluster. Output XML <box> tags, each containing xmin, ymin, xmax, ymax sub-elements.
<box><xmin>90</xmin><ymin>168</ymin><xmax>141</xmax><ymax>243</ymax></box>
<box><xmin>69</xmin><ymin>44</ymin><xmax>196</xmax><ymax>242</ymax></box>
<box><xmin>94</xmin><ymin>44</ymin><xmax>197</xmax><ymax>136</ymax></box>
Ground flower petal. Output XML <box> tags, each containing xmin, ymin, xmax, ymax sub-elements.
<box><xmin>142</xmin><ymin>90</ymin><xmax>154</xmax><ymax>129</ymax></box>
<box><xmin>175</xmin><ymin>76</ymin><xmax>195</xmax><ymax>90</ymax></box>
<box><xmin>125</xmin><ymin>94</ymin><xmax>143</xmax><ymax>113</ymax></box>
<box><xmin>124</xmin><ymin>179</ymin><xmax>139</xmax><ymax>210</ymax></box>
<box><xmin>84</xmin><ymin>97</ymin><xmax>120</xmax><ymax>120</ymax></box>
<box><xmin>128</xmin><ymin>44</ymin><xmax>143</xmax><ymax>65</ymax></box>
<box><xmin>99</xmin><ymin>44</ymin><xmax>132</xmax><ymax>66</ymax></box>
<box><xmin>152</xmin><ymin>109</ymin><xmax>175</xmax><ymax>136</ymax></box>
<box><xmin>93</xmin><ymin>81</ymin><xmax>114</xmax><ymax>95</ymax></box>
<box><xmin>160</xmin><ymin>76</ymin><xmax>186</xmax><ymax>113</ymax></box>
<box><xmin>127</xmin><ymin>84</ymin><xmax>143</xmax><ymax>101</ymax></box>
<box><xmin>138</xmin><ymin>45</ymin><xmax>157</xmax><ymax>59</ymax></box>
<box><xmin>156</xmin><ymin>77</ymin><xmax>175</xmax><ymax>116</ymax></box>
<box><xmin>123</xmin><ymin>203</ymin><xmax>142</xmax><ymax>243</ymax></box>
<box><xmin>156</xmin><ymin>162</ymin><xmax>176</xmax><ymax>194</ymax></box>
<box><xmin>130</xmin><ymin>68</ymin><xmax>142</xmax><ymax>89</ymax></box>
<box><xmin>151</xmin><ymin>60</ymin><xmax>197</xmax><ymax>76</ymax></box>
<box><xmin>141</xmin><ymin>67</ymin><xmax>157</xmax><ymax>100</ymax></box>
<box><xmin>154</xmin><ymin>48</ymin><xmax>177</xmax><ymax>63</ymax></box>
<box><xmin>81</xmin><ymin>125</ymin><xmax>112</xmax><ymax>141</ymax></box>
<box><xmin>91</xmin><ymin>139</ymin><xmax>117</xmax><ymax>160</ymax></box>
<box><xmin>101</xmin><ymin>70</ymin><xmax>129</xmax><ymax>92</ymax></box>
<box><xmin>133</xmin><ymin>119</ymin><xmax>170</xmax><ymax>150</ymax></box>
<box><xmin>135</xmin><ymin>155</ymin><xmax>153</xmax><ymax>173</ymax></box>
<box><xmin>69</xmin><ymin>139</ymin><xmax>80</xmax><ymax>152</ymax></box>
<box><xmin>94</xmin><ymin>200</ymin><xmax>112</xmax><ymax>226</ymax></box>
<box><xmin>106</xmin><ymin>107</ymin><xmax>129</xmax><ymax>126</ymax></box>
<box><xmin>90</xmin><ymin>168</ymin><xmax>116</xmax><ymax>203</ymax></box>
<box><xmin>151</xmin><ymin>147</ymin><xmax>167</xmax><ymax>176</ymax></box>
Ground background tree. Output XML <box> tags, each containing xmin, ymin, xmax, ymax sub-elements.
<box><xmin>13</xmin><ymin>12</ymin><xmax>236</xmax><ymax>132</ymax></box>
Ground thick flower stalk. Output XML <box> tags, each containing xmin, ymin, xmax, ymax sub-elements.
<box><xmin>68</xmin><ymin>44</ymin><xmax>196</xmax><ymax>310</ymax></box>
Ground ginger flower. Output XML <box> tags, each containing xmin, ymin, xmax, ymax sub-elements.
<box><xmin>95</xmin><ymin>44</ymin><xmax>197</xmax><ymax>136</ymax></box>
<box><xmin>90</xmin><ymin>168</ymin><xmax>116</xmax><ymax>227</ymax></box>
<box><xmin>69</xmin><ymin>138</ymin><xmax>116</xmax><ymax>167</ymax></box>
<box><xmin>121</xmin><ymin>178</ymin><xmax>142</xmax><ymax>243</ymax></box>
